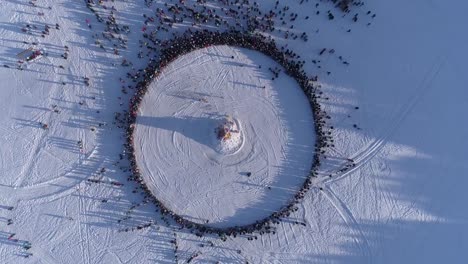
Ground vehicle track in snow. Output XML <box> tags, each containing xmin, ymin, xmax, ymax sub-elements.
<box><xmin>320</xmin><ymin>56</ymin><xmax>445</xmax><ymax>185</ymax></box>
<box><xmin>320</xmin><ymin>186</ymin><xmax>372</xmax><ymax>263</ymax></box>
<box><xmin>310</xmin><ymin>56</ymin><xmax>445</xmax><ymax>262</ymax></box>
<box><xmin>77</xmin><ymin>185</ymin><xmax>92</xmax><ymax>264</ymax></box>
<box><xmin>0</xmin><ymin>146</ymin><xmax>104</xmax><ymax>206</ymax></box>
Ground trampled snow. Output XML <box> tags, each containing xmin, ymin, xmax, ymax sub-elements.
<box><xmin>134</xmin><ymin>45</ymin><xmax>315</xmax><ymax>227</ymax></box>
<box><xmin>0</xmin><ymin>0</ymin><xmax>467</xmax><ymax>263</ymax></box>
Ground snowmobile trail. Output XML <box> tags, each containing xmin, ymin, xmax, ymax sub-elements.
<box><xmin>77</xmin><ymin>186</ymin><xmax>92</xmax><ymax>264</ymax></box>
<box><xmin>0</xmin><ymin>146</ymin><xmax>103</xmax><ymax>205</ymax></box>
<box><xmin>14</xmin><ymin>127</ymin><xmax>51</xmax><ymax>188</ymax></box>
<box><xmin>2</xmin><ymin>0</ymin><xmax>467</xmax><ymax>262</ymax></box>
<box><xmin>322</xmin><ymin>56</ymin><xmax>445</xmax><ymax>185</ymax></box>
<box><xmin>29</xmin><ymin>244</ymin><xmax>59</xmax><ymax>264</ymax></box>
<box><xmin>320</xmin><ymin>186</ymin><xmax>372</xmax><ymax>263</ymax></box>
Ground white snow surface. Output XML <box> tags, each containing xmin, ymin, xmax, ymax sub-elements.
<box><xmin>134</xmin><ymin>45</ymin><xmax>315</xmax><ymax>227</ymax></box>
<box><xmin>213</xmin><ymin>116</ymin><xmax>243</xmax><ymax>155</ymax></box>
<box><xmin>0</xmin><ymin>0</ymin><xmax>467</xmax><ymax>263</ymax></box>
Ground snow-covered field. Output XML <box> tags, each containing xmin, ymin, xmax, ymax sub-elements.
<box><xmin>134</xmin><ymin>45</ymin><xmax>315</xmax><ymax>228</ymax></box>
<box><xmin>0</xmin><ymin>0</ymin><xmax>467</xmax><ymax>263</ymax></box>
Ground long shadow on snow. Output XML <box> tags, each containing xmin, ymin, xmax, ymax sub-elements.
<box><xmin>307</xmin><ymin>50</ymin><xmax>468</xmax><ymax>263</ymax></box>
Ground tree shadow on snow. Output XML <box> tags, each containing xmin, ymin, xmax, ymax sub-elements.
<box><xmin>136</xmin><ymin>115</ymin><xmax>221</xmax><ymax>150</ymax></box>
<box><xmin>306</xmin><ymin>53</ymin><xmax>468</xmax><ymax>263</ymax></box>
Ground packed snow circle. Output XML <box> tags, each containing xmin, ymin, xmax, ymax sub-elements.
<box><xmin>4</xmin><ymin>0</ymin><xmax>466</xmax><ymax>262</ymax></box>
<box><xmin>126</xmin><ymin>31</ymin><xmax>333</xmax><ymax>236</ymax></box>
<box><xmin>134</xmin><ymin>45</ymin><xmax>315</xmax><ymax>228</ymax></box>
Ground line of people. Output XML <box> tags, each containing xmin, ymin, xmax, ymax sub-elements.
<box><xmin>123</xmin><ymin>30</ymin><xmax>336</xmax><ymax>237</ymax></box>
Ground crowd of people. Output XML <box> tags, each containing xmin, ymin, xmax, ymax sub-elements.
<box><xmin>0</xmin><ymin>0</ymin><xmax>370</xmax><ymax>261</ymax></box>
<box><xmin>80</xmin><ymin>0</ymin><xmax>367</xmax><ymax>238</ymax></box>
<box><xmin>4</xmin><ymin>0</ymin><xmax>367</xmax><ymax>241</ymax></box>
<box><xmin>123</xmin><ymin>29</ymin><xmax>338</xmax><ymax>237</ymax></box>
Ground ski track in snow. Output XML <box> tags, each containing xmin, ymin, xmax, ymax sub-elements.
<box><xmin>1</xmin><ymin>0</ymin><xmax>467</xmax><ymax>262</ymax></box>
<box><xmin>77</xmin><ymin>186</ymin><xmax>92</xmax><ymax>264</ymax></box>
<box><xmin>0</xmin><ymin>146</ymin><xmax>103</xmax><ymax>206</ymax></box>
<box><xmin>134</xmin><ymin>45</ymin><xmax>315</xmax><ymax>227</ymax></box>
<box><xmin>320</xmin><ymin>186</ymin><xmax>372</xmax><ymax>262</ymax></box>
<box><xmin>312</xmin><ymin>56</ymin><xmax>445</xmax><ymax>262</ymax></box>
<box><xmin>320</xmin><ymin>56</ymin><xmax>445</xmax><ymax>185</ymax></box>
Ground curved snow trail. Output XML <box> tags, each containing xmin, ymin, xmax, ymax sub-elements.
<box><xmin>320</xmin><ymin>186</ymin><xmax>372</xmax><ymax>263</ymax></box>
<box><xmin>134</xmin><ymin>45</ymin><xmax>316</xmax><ymax>228</ymax></box>
<box><xmin>77</xmin><ymin>186</ymin><xmax>92</xmax><ymax>264</ymax></box>
<box><xmin>320</xmin><ymin>56</ymin><xmax>445</xmax><ymax>185</ymax></box>
<box><xmin>28</xmin><ymin>244</ymin><xmax>60</xmax><ymax>264</ymax></box>
<box><xmin>0</xmin><ymin>145</ymin><xmax>105</xmax><ymax>205</ymax></box>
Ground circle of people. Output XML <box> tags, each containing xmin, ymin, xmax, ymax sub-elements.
<box><xmin>124</xmin><ymin>29</ymin><xmax>341</xmax><ymax>238</ymax></box>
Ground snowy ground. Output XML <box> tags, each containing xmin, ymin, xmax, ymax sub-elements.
<box><xmin>134</xmin><ymin>45</ymin><xmax>315</xmax><ymax>228</ymax></box>
<box><xmin>0</xmin><ymin>0</ymin><xmax>467</xmax><ymax>263</ymax></box>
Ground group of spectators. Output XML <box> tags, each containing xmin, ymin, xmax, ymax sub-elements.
<box><xmin>123</xmin><ymin>29</ymin><xmax>336</xmax><ymax>237</ymax></box>
<box><xmin>83</xmin><ymin>0</ymin><xmax>363</xmax><ymax>237</ymax></box>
